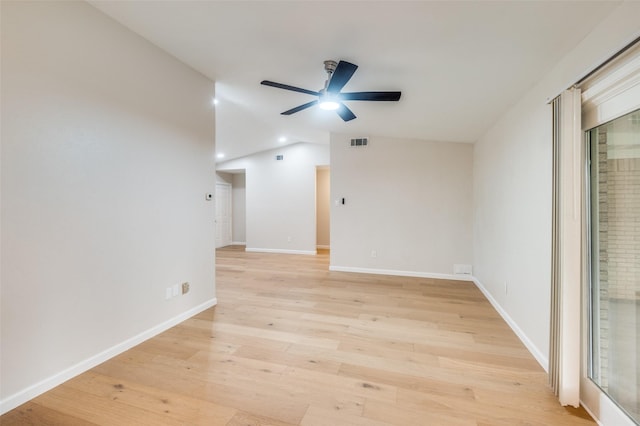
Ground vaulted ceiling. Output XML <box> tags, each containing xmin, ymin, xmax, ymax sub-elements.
<box><xmin>89</xmin><ymin>1</ymin><xmax>619</xmax><ymax>161</ymax></box>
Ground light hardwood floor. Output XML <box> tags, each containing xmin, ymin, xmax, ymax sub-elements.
<box><xmin>2</xmin><ymin>246</ymin><xmax>594</xmax><ymax>425</ymax></box>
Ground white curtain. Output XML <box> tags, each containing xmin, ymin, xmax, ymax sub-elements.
<box><xmin>549</xmin><ymin>88</ymin><xmax>582</xmax><ymax>408</ymax></box>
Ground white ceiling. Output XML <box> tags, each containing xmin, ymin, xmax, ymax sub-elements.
<box><xmin>89</xmin><ymin>1</ymin><xmax>618</xmax><ymax>161</ymax></box>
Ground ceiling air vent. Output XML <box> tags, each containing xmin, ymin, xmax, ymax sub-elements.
<box><xmin>275</xmin><ymin>154</ymin><xmax>284</xmax><ymax>161</ymax></box>
<box><xmin>350</xmin><ymin>137</ymin><xmax>368</xmax><ymax>147</ymax></box>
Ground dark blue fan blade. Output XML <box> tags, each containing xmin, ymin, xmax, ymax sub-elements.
<box><xmin>261</xmin><ymin>80</ymin><xmax>319</xmax><ymax>96</ymax></box>
<box><xmin>336</xmin><ymin>103</ymin><xmax>356</xmax><ymax>122</ymax></box>
<box><xmin>340</xmin><ymin>91</ymin><xmax>401</xmax><ymax>101</ymax></box>
<box><xmin>327</xmin><ymin>61</ymin><xmax>358</xmax><ymax>93</ymax></box>
<box><xmin>282</xmin><ymin>100</ymin><xmax>318</xmax><ymax>115</ymax></box>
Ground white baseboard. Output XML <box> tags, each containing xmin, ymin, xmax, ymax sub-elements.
<box><xmin>316</xmin><ymin>245</ymin><xmax>330</xmax><ymax>249</ymax></box>
<box><xmin>245</xmin><ymin>248</ymin><xmax>317</xmax><ymax>255</ymax></box>
<box><xmin>0</xmin><ymin>298</ymin><xmax>217</xmax><ymax>415</ymax></box>
<box><xmin>231</xmin><ymin>241</ymin><xmax>246</xmax><ymax>246</ymax></box>
<box><xmin>329</xmin><ymin>265</ymin><xmax>473</xmax><ymax>282</ymax></box>
<box><xmin>472</xmin><ymin>278</ymin><xmax>549</xmax><ymax>371</ymax></box>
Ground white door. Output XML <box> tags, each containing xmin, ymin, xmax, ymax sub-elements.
<box><xmin>215</xmin><ymin>183</ymin><xmax>232</xmax><ymax>248</ymax></box>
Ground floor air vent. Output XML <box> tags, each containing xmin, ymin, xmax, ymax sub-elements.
<box><xmin>350</xmin><ymin>137</ymin><xmax>368</xmax><ymax>147</ymax></box>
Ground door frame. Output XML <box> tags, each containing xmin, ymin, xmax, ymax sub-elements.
<box><xmin>579</xmin><ymin>43</ymin><xmax>640</xmax><ymax>426</ymax></box>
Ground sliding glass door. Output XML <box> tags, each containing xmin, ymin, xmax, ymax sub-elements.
<box><xmin>587</xmin><ymin>108</ymin><xmax>640</xmax><ymax>424</ymax></box>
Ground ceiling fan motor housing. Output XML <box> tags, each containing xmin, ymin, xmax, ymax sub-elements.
<box><xmin>323</xmin><ymin>60</ymin><xmax>338</xmax><ymax>75</ymax></box>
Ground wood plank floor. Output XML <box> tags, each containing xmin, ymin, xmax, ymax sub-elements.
<box><xmin>2</xmin><ymin>246</ymin><xmax>595</xmax><ymax>425</ymax></box>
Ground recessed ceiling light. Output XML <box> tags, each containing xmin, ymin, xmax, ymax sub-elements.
<box><xmin>278</xmin><ymin>137</ymin><xmax>287</xmax><ymax>143</ymax></box>
<box><xmin>212</xmin><ymin>98</ymin><xmax>219</xmax><ymax>106</ymax></box>
<box><xmin>216</xmin><ymin>153</ymin><xmax>225</xmax><ymax>159</ymax></box>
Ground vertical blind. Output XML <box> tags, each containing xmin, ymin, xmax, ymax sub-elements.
<box><xmin>549</xmin><ymin>95</ymin><xmax>561</xmax><ymax>397</ymax></box>
<box><xmin>549</xmin><ymin>89</ymin><xmax>582</xmax><ymax>408</ymax></box>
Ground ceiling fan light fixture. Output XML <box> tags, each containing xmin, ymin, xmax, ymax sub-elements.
<box><xmin>318</xmin><ymin>92</ymin><xmax>340</xmax><ymax>111</ymax></box>
<box><xmin>319</xmin><ymin>100</ymin><xmax>340</xmax><ymax>111</ymax></box>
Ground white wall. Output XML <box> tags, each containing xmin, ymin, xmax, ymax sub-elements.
<box><xmin>473</xmin><ymin>0</ymin><xmax>640</xmax><ymax>371</ymax></box>
<box><xmin>217</xmin><ymin>143</ymin><xmax>329</xmax><ymax>254</ymax></box>
<box><xmin>473</xmin><ymin>88</ymin><xmax>552</xmax><ymax>366</ymax></box>
<box><xmin>330</xmin><ymin>134</ymin><xmax>473</xmax><ymax>277</ymax></box>
<box><xmin>232</xmin><ymin>173</ymin><xmax>246</xmax><ymax>244</ymax></box>
<box><xmin>0</xmin><ymin>1</ymin><xmax>216</xmax><ymax>412</ymax></box>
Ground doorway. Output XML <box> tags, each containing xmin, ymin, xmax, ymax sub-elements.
<box><xmin>215</xmin><ymin>182</ymin><xmax>232</xmax><ymax>248</ymax></box>
<box><xmin>316</xmin><ymin>167</ymin><xmax>330</xmax><ymax>250</ymax></box>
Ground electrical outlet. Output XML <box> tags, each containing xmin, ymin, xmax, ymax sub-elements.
<box><xmin>172</xmin><ymin>284</ymin><xmax>179</xmax><ymax>297</ymax></box>
<box><xmin>454</xmin><ymin>264</ymin><xmax>472</xmax><ymax>275</ymax></box>
<box><xmin>504</xmin><ymin>281</ymin><xmax>508</xmax><ymax>295</ymax></box>
<box><xmin>287</xmin><ymin>236</ymin><xmax>292</xmax><ymax>243</ymax></box>
<box><xmin>165</xmin><ymin>287</ymin><xmax>172</xmax><ymax>300</ymax></box>
<box><xmin>371</xmin><ymin>250</ymin><xmax>377</xmax><ymax>258</ymax></box>
<box><xmin>182</xmin><ymin>282</ymin><xmax>190</xmax><ymax>295</ymax></box>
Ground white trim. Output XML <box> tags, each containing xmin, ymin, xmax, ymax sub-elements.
<box><xmin>547</xmin><ymin>32</ymin><xmax>640</xmax><ymax>104</ymax></box>
<box><xmin>583</xmin><ymin>78</ymin><xmax>640</xmax><ymax>131</ymax></box>
<box><xmin>473</xmin><ymin>278</ymin><xmax>549</xmax><ymax>371</ymax></box>
<box><xmin>0</xmin><ymin>298</ymin><xmax>217</xmax><ymax>415</ymax></box>
<box><xmin>581</xmin><ymin>43</ymin><xmax>640</xmax><ymax>129</ymax></box>
<box><xmin>245</xmin><ymin>248</ymin><xmax>317</xmax><ymax>255</ymax></box>
<box><xmin>581</xmin><ymin>363</ymin><xmax>639</xmax><ymax>426</ymax></box>
<box><xmin>316</xmin><ymin>245</ymin><xmax>330</xmax><ymax>249</ymax></box>
<box><xmin>580</xmin><ymin>397</ymin><xmax>605</xmax><ymax>426</ymax></box>
<box><xmin>231</xmin><ymin>241</ymin><xmax>246</xmax><ymax>246</ymax></box>
<box><xmin>329</xmin><ymin>265</ymin><xmax>473</xmax><ymax>282</ymax></box>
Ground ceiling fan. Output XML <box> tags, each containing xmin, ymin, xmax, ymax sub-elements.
<box><xmin>260</xmin><ymin>60</ymin><xmax>401</xmax><ymax>122</ymax></box>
